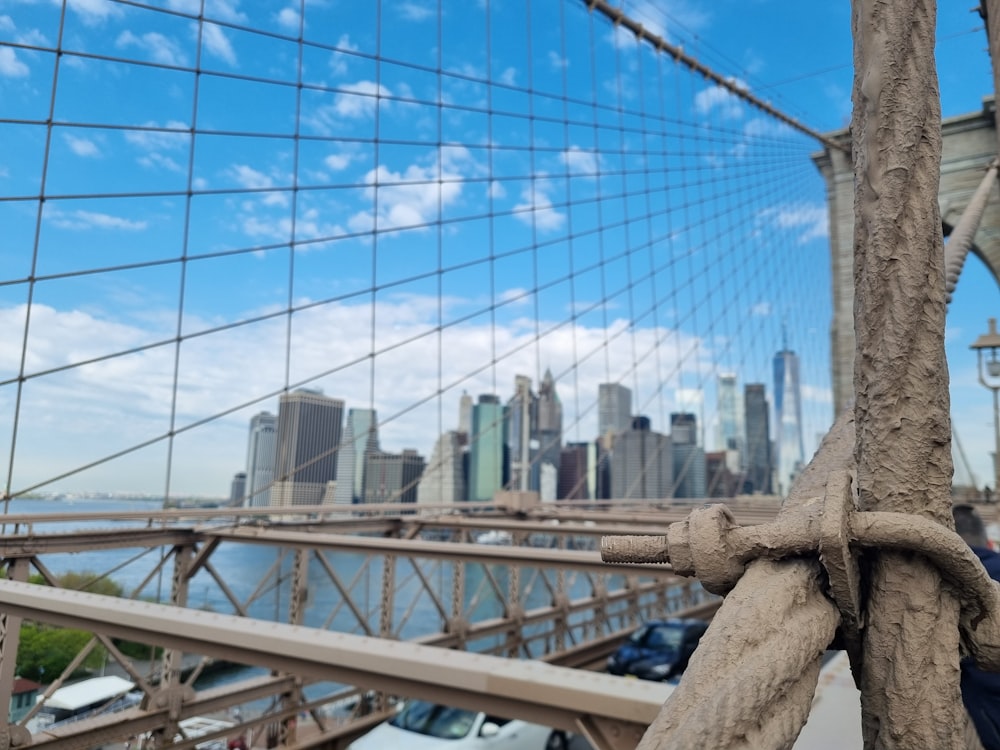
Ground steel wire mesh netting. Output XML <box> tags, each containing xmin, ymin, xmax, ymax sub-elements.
<box><xmin>0</xmin><ymin>0</ymin><xmax>831</xmax><ymax>501</ymax></box>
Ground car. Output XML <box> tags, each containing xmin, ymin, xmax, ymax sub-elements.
<box><xmin>347</xmin><ymin>699</ymin><xmax>571</xmax><ymax>750</ymax></box>
<box><xmin>606</xmin><ymin>618</ymin><xmax>709</xmax><ymax>681</ymax></box>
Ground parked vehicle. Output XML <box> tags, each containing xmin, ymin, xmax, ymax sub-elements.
<box><xmin>347</xmin><ymin>699</ymin><xmax>570</xmax><ymax>750</ymax></box>
<box><xmin>606</xmin><ymin>618</ymin><xmax>709</xmax><ymax>681</ymax></box>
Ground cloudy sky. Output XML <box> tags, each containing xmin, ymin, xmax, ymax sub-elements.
<box><xmin>0</xmin><ymin>0</ymin><xmax>997</xmax><ymax>497</ymax></box>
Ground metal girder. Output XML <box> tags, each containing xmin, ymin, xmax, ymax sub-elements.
<box><xmin>0</xmin><ymin>579</ymin><xmax>671</xmax><ymax>739</ymax></box>
<box><xmin>207</xmin><ymin>526</ymin><xmax>676</xmax><ymax>576</ymax></box>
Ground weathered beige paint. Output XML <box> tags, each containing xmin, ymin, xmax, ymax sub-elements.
<box><xmin>851</xmin><ymin>1</ymin><xmax>962</xmax><ymax>748</ymax></box>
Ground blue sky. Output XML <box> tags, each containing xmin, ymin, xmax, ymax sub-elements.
<box><xmin>0</xmin><ymin>0</ymin><xmax>997</xmax><ymax>497</ymax></box>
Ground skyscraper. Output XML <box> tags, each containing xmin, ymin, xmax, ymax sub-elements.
<box><xmin>670</xmin><ymin>412</ymin><xmax>706</xmax><ymax>499</ymax></box>
<box><xmin>611</xmin><ymin>416</ymin><xmax>672</xmax><ymax>500</ymax></box>
<box><xmin>468</xmin><ymin>394</ymin><xmax>505</xmax><ymax>502</ymax></box>
<box><xmin>598</xmin><ymin>383</ymin><xmax>632</xmax><ymax>437</ymax></box>
<box><xmin>558</xmin><ymin>442</ymin><xmax>589</xmax><ymax>499</ymax></box>
<box><xmin>244</xmin><ymin>411</ymin><xmax>276</xmax><ymax>508</ymax></box>
<box><xmin>229</xmin><ymin>472</ymin><xmax>246</xmax><ymax>505</ymax></box>
<box><xmin>363</xmin><ymin>449</ymin><xmax>425</xmax><ymax>504</ymax></box>
<box><xmin>716</xmin><ymin>373</ymin><xmax>743</xmax><ymax>468</ymax></box>
<box><xmin>458</xmin><ymin>391</ymin><xmax>473</xmax><ymax>437</ymax></box>
<box><xmin>507</xmin><ymin>375</ymin><xmax>537</xmax><ymax>492</ymax></box>
<box><xmin>271</xmin><ymin>389</ymin><xmax>344</xmax><ymax>507</ymax></box>
<box><xmin>773</xmin><ymin>344</ymin><xmax>805</xmax><ymax>496</ymax></box>
<box><xmin>536</xmin><ymin>368</ymin><xmax>563</xmax><ymax>500</ymax></box>
<box><xmin>744</xmin><ymin>383</ymin><xmax>773</xmax><ymax>495</ymax></box>
<box><xmin>416</xmin><ymin>431</ymin><xmax>467</xmax><ymax>505</ymax></box>
<box><xmin>333</xmin><ymin>408</ymin><xmax>379</xmax><ymax>505</ymax></box>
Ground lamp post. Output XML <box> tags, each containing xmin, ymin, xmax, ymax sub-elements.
<box><xmin>971</xmin><ymin>318</ymin><xmax>1000</xmax><ymax>500</ymax></box>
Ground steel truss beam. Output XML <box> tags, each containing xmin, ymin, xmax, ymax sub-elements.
<box><xmin>0</xmin><ymin>580</ymin><xmax>671</xmax><ymax>748</ymax></box>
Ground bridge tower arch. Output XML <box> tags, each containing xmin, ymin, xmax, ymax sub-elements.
<box><xmin>814</xmin><ymin>98</ymin><xmax>1000</xmax><ymax>414</ymax></box>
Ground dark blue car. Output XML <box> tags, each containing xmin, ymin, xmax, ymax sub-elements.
<box><xmin>607</xmin><ymin>618</ymin><xmax>709</xmax><ymax>681</ymax></box>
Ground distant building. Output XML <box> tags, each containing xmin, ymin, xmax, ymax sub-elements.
<box><xmin>774</xmin><ymin>345</ymin><xmax>806</xmax><ymax>496</ymax></box>
<box><xmin>598</xmin><ymin>383</ymin><xmax>632</xmax><ymax>437</ymax></box>
<box><xmin>507</xmin><ymin>375</ymin><xmax>537</xmax><ymax>492</ymax></box>
<box><xmin>272</xmin><ymin>389</ymin><xmax>344</xmax><ymax>507</ymax></box>
<box><xmin>705</xmin><ymin>450</ymin><xmax>740</xmax><ymax>498</ymax></box>
<box><xmin>611</xmin><ymin>416</ymin><xmax>672</xmax><ymax>500</ymax></box>
<box><xmin>536</xmin><ymin>369</ymin><xmax>563</xmax><ymax>500</ymax></box>
<box><xmin>716</xmin><ymin>373</ymin><xmax>743</xmax><ymax>470</ymax></box>
<box><xmin>9</xmin><ymin>678</ymin><xmax>40</xmax><ymax>723</ymax></box>
<box><xmin>558</xmin><ymin>442</ymin><xmax>589</xmax><ymax>499</ymax></box>
<box><xmin>458</xmin><ymin>391</ymin><xmax>473</xmax><ymax>437</ymax></box>
<box><xmin>468</xmin><ymin>395</ymin><xmax>506</xmax><ymax>501</ymax></box>
<box><xmin>333</xmin><ymin>408</ymin><xmax>379</xmax><ymax>505</ymax></box>
<box><xmin>744</xmin><ymin>383</ymin><xmax>773</xmax><ymax>495</ymax></box>
<box><xmin>244</xmin><ymin>411</ymin><xmax>276</xmax><ymax>508</ymax></box>
<box><xmin>229</xmin><ymin>472</ymin><xmax>246</xmax><ymax>505</ymax></box>
<box><xmin>417</xmin><ymin>431</ymin><xmax>467</xmax><ymax>505</ymax></box>
<box><xmin>670</xmin><ymin>413</ymin><xmax>705</xmax><ymax>499</ymax></box>
<box><xmin>364</xmin><ymin>449</ymin><xmax>425</xmax><ymax>504</ymax></box>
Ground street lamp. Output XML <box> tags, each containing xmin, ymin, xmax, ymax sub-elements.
<box><xmin>971</xmin><ymin>318</ymin><xmax>1000</xmax><ymax>500</ymax></box>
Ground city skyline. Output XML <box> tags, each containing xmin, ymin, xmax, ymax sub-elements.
<box><xmin>3</xmin><ymin>2</ymin><xmax>995</xmax><ymax>499</ymax></box>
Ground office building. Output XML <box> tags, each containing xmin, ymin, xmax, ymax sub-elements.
<box><xmin>229</xmin><ymin>472</ymin><xmax>246</xmax><ymax>505</ymax></box>
<box><xmin>468</xmin><ymin>394</ymin><xmax>506</xmax><ymax>502</ymax></box>
<box><xmin>744</xmin><ymin>383</ymin><xmax>773</xmax><ymax>495</ymax></box>
<box><xmin>558</xmin><ymin>442</ymin><xmax>589</xmax><ymax>499</ymax></box>
<box><xmin>507</xmin><ymin>375</ymin><xmax>537</xmax><ymax>492</ymax></box>
<box><xmin>333</xmin><ymin>408</ymin><xmax>379</xmax><ymax>505</ymax></box>
<box><xmin>244</xmin><ymin>411</ymin><xmax>276</xmax><ymax>508</ymax></box>
<box><xmin>670</xmin><ymin>413</ymin><xmax>706</xmax><ymax>499</ymax></box>
<box><xmin>717</xmin><ymin>373</ymin><xmax>743</xmax><ymax>473</ymax></box>
<box><xmin>611</xmin><ymin>416</ymin><xmax>672</xmax><ymax>500</ymax></box>
<box><xmin>417</xmin><ymin>431</ymin><xmax>467</xmax><ymax>505</ymax></box>
<box><xmin>536</xmin><ymin>368</ymin><xmax>563</xmax><ymax>500</ymax></box>
<box><xmin>774</xmin><ymin>346</ymin><xmax>806</xmax><ymax>496</ymax></box>
<box><xmin>364</xmin><ymin>449</ymin><xmax>425</xmax><ymax>504</ymax></box>
<box><xmin>271</xmin><ymin>389</ymin><xmax>344</xmax><ymax>507</ymax></box>
<box><xmin>598</xmin><ymin>383</ymin><xmax>632</xmax><ymax>438</ymax></box>
<box><xmin>458</xmin><ymin>391</ymin><xmax>473</xmax><ymax>437</ymax></box>
<box><xmin>705</xmin><ymin>451</ymin><xmax>740</xmax><ymax>497</ymax></box>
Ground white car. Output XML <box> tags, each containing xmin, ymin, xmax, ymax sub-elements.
<box><xmin>347</xmin><ymin>699</ymin><xmax>570</xmax><ymax>750</ymax></box>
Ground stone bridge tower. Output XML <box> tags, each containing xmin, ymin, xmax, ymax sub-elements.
<box><xmin>814</xmin><ymin>98</ymin><xmax>1000</xmax><ymax>414</ymax></box>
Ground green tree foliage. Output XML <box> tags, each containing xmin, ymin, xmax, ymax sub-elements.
<box><xmin>17</xmin><ymin>570</ymin><xmax>160</xmax><ymax>682</ymax></box>
<box><xmin>16</xmin><ymin>623</ymin><xmax>104</xmax><ymax>683</ymax></box>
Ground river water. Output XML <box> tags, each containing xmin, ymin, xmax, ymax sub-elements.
<box><xmin>4</xmin><ymin>497</ymin><xmax>648</xmax><ymax>712</ymax></box>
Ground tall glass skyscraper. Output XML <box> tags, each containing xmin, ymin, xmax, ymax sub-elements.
<box><xmin>773</xmin><ymin>346</ymin><xmax>805</xmax><ymax>496</ymax></box>
<box><xmin>468</xmin><ymin>394</ymin><xmax>505</xmax><ymax>502</ymax></box>
<box><xmin>244</xmin><ymin>411</ymin><xmax>276</xmax><ymax>507</ymax></box>
<box><xmin>333</xmin><ymin>408</ymin><xmax>379</xmax><ymax>505</ymax></box>
<box><xmin>744</xmin><ymin>383</ymin><xmax>773</xmax><ymax>495</ymax></box>
<box><xmin>598</xmin><ymin>383</ymin><xmax>632</xmax><ymax>438</ymax></box>
<box><xmin>717</xmin><ymin>373</ymin><xmax>743</xmax><ymax>463</ymax></box>
<box><xmin>272</xmin><ymin>389</ymin><xmax>344</xmax><ymax>507</ymax></box>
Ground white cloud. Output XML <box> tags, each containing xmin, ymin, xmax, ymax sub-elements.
<box><xmin>47</xmin><ymin>208</ymin><xmax>148</xmax><ymax>231</ymax></box>
<box><xmin>276</xmin><ymin>7</ymin><xmax>300</xmax><ymax>30</ymax></box>
<box><xmin>2</xmin><ymin>296</ymin><xmax>709</xmax><ymax>495</ymax></box>
<box><xmin>62</xmin><ymin>0</ymin><xmax>125</xmax><ymax>25</ymax></box>
<box><xmin>560</xmin><ymin>146</ymin><xmax>598</xmax><ymax>176</ymax></box>
<box><xmin>498</xmin><ymin>67</ymin><xmax>517</xmax><ymax>87</ymax></box>
<box><xmin>761</xmin><ymin>202</ymin><xmax>829</xmax><ymax>244</ymax></box>
<box><xmin>751</xmin><ymin>301</ymin><xmax>772</xmax><ymax>317</ymax></box>
<box><xmin>0</xmin><ymin>47</ymin><xmax>29</xmax><ymax>78</ymax></box>
<box><xmin>694</xmin><ymin>79</ymin><xmax>748</xmax><ymax>120</ymax></box>
<box><xmin>330</xmin><ymin>34</ymin><xmax>359</xmax><ymax>77</ymax></box>
<box><xmin>0</xmin><ymin>15</ymin><xmax>14</xmax><ymax>32</ymax></box>
<box><xmin>513</xmin><ymin>180</ymin><xmax>565</xmax><ymax>232</ymax></box>
<box><xmin>398</xmin><ymin>1</ymin><xmax>432</xmax><ymax>21</ymax></box>
<box><xmin>124</xmin><ymin>121</ymin><xmax>190</xmax><ymax>152</ymax></box>
<box><xmin>324</xmin><ymin>151</ymin><xmax>355</xmax><ymax>172</ymax></box>
<box><xmin>548</xmin><ymin>51</ymin><xmax>567</xmax><ymax>69</ymax></box>
<box><xmin>348</xmin><ymin>146</ymin><xmax>473</xmax><ymax>234</ymax></box>
<box><xmin>64</xmin><ymin>133</ymin><xmax>101</xmax><ymax>158</ymax></box>
<box><xmin>116</xmin><ymin>30</ymin><xmax>187</xmax><ymax>66</ymax></box>
<box><xmin>201</xmin><ymin>23</ymin><xmax>237</xmax><ymax>66</ymax></box>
